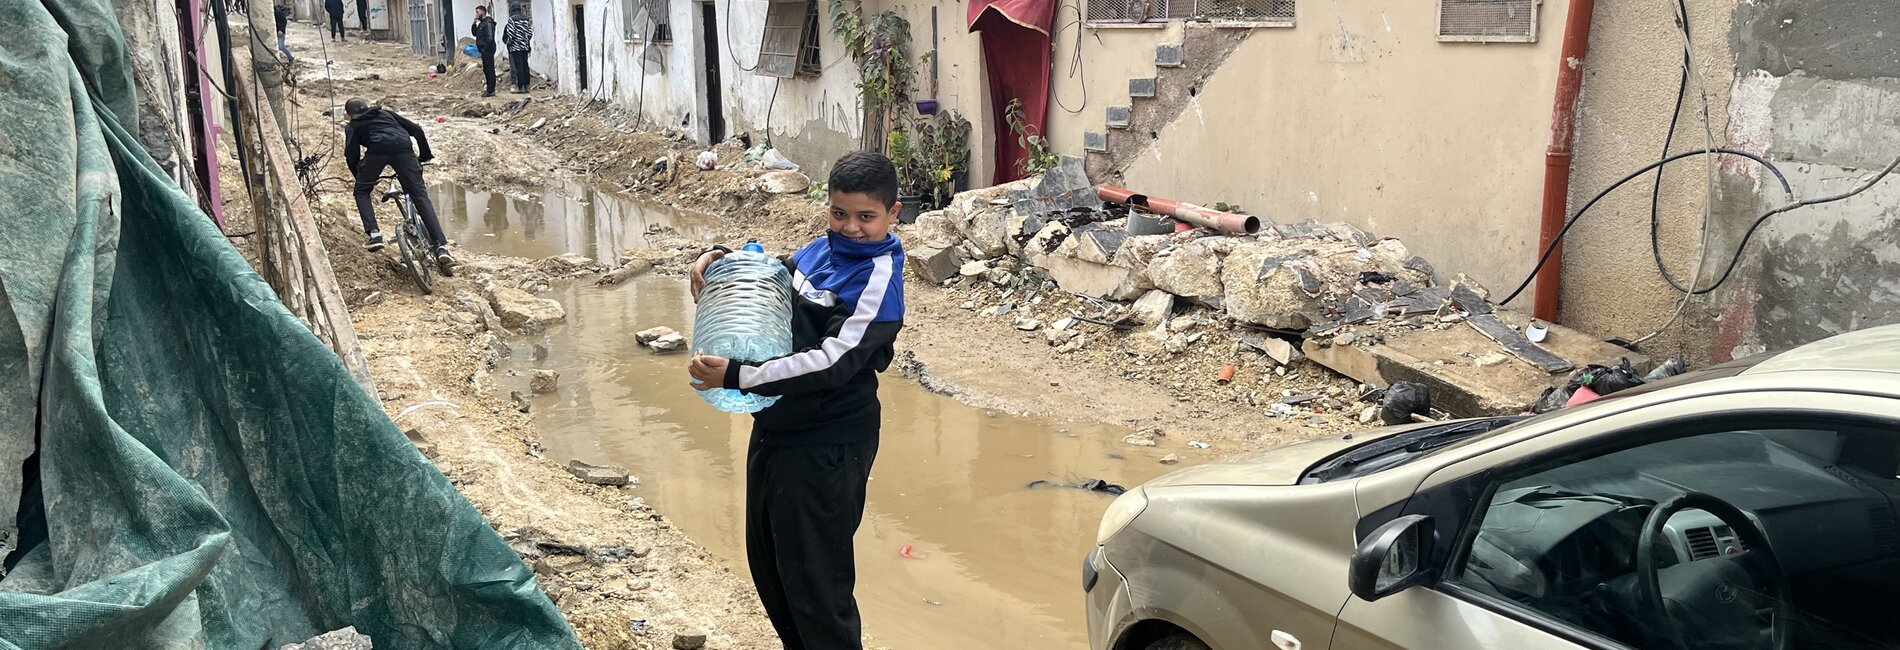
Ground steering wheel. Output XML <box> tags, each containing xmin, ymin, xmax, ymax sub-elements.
<box><xmin>1635</xmin><ymin>492</ymin><xmax>1791</xmax><ymax>650</ymax></box>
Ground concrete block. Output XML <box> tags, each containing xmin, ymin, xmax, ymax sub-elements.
<box><xmin>1041</xmin><ymin>255</ymin><xmax>1149</xmax><ymax>301</ymax></box>
<box><xmin>1083</xmin><ymin>131</ymin><xmax>1109</xmax><ymax>153</ymax></box>
<box><xmin>907</xmin><ymin>245</ymin><xmax>964</xmax><ymax>284</ymax></box>
<box><xmin>1129</xmin><ymin>77</ymin><xmax>1158</xmax><ymax>98</ymax></box>
<box><xmin>1146</xmin><ymin>238</ymin><xmax>1226</xmax><ymax>299</ymax></box>
<box><xmin>1156</xmin><ymin>43</ymin><xmax>1184</xmax><ymax>67</ymax></box>
<box><xmin>1107</xmin><ymin>105</ymin><xmax>1133</xmax><ymax>129</ymax></box>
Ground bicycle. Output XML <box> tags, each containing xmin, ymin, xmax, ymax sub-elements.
<box><xmin>377</xmin><ymin>173</ymin><xmax>443</xmax><ymax>294</ymax></box>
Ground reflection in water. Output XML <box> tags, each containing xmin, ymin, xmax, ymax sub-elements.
<box><xmin>453</xmin><ymin>183</ymin><xmax>1169</xmax><ymax>649</ymax></box>
<box><xmin>433</xmin><ymin>180</ymin><xmax>719</xmax><ymax>263</ymax></box>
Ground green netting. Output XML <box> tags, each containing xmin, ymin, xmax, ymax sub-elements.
<box><xmin>0</xmin><ymin>1</ymin><xmax>580</xmax><ymax>648</ymax></box>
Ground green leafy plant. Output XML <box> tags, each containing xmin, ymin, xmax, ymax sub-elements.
<box><xmin>1213</xmin><ymin>202</ymin><xmax>1247</xmax><ymax>213</ymax></box>
<box><xmin>924</xmin><ymin>110</ymin><xmax>971</xmax><ymax>204</ymax></box>
<box><xmin>1006</xmin><ymin>98</ymin><xmax>1058</xmax><ymax>175</ymax></box>
<box><xmin>887</xmin><ymin>126</ymin><xmax>935</xmax><ymax>199</ymax></box>
<box><xmin>806</xmin><ymin>181</ymin><xmax>829</xmax><ymax>203</ymax></box>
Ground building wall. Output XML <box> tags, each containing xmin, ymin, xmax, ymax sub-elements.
<box><xmin>1099</xmin><ymin>3</ymin><xmax>1570</xmax><ymax>306</ymax></box>
<box><xmin>1561</xmin><ymin>0</ymin><xmax>1900</xmax><ymax>361</ymax></box>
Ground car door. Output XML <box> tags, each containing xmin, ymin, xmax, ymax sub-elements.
<box><xmin>1330</xmin><ymin>390</ymin><xmax>1900</xmax><ymax>650</ymax></box>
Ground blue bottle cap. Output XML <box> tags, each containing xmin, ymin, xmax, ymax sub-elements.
<box><xmin>742</xmin><ymin>242</ymin><xmax>765</xmax><ymax>253</ymax></box>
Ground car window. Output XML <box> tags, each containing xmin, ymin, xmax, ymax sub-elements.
<box><xmin>1447</xmin><ymin>424</ymin><xmax>1900</xmax><ymax>649</ymax></box>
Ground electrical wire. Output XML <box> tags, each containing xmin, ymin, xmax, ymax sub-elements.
<box><xmin>724</xmin><ymin>0</ymin><xmax>759</xmax><ymax>72</ymax></box>
<box><xmin>1497</xmin><ymin>148</ymin><xmax>1792</xmax><ymax>307</ymax></box>
<box><xmin>1630</xmin><ymin>0</ymin><xmax>1717</xmax><ymax>345</ymax></box>
<box><xmin>1049</xmin><ymin>0</ymin><xmax>1097</xmax><ymax>115</ymax></box>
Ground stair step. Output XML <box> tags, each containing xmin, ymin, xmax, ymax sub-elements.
<box><xmin>1155</xmin><ymin>44</ymin><xmax>1184</xmax><ymax>67</ymax></box>
<box><xmin>1106</xmin><ymin>105</ymin><xmax>1132</xmax><ymax>129</ymax></box>
<box><xmin>1083</xmin><ymin>131</ymin><xmax>1109</xmax><ymax>153</ymax></box>
<box><xmin>1129</xmin><ymin>77</ymin><xmax>1157</xmax><ymax>99</ymax></box>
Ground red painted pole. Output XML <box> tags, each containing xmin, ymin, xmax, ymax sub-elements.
<box><xmin>1534</xmin><ymin>0</ymin><xmax>1598</xmax><ymax>323</ymax></box>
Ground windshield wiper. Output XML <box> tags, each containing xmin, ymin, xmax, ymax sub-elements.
<box><xmin>1301</xmin><ymin>416</ymin><xmax>1528</xmax><ymax>484</ymax></box>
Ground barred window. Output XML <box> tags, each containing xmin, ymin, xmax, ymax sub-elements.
<box><xmin>1438</xmin><ymin>0</ymin><xmax>1539</xmax><ymax>43</ymax></box>
<box><xmin>1087</xmin><ymin>0</ymin><xmax>1293</xmax><ymax>26</ymax></box>
<box><xmin>757</xmin><ymin>0</ymin><xmax>818</xmax><ymax>78</ymax></box>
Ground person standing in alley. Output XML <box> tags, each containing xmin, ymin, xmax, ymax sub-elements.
<box><xmin>324</xmin><ymin>0</ymin><xmax>345</xmax><ymax>41</ymax></box>
<box><xmin>472</xmin><ymin>6</ymin><xmax>498</xmax><ymax>97</ymax></box>
<box><xmin>356</xmin><ymin>0</ymin><xmax>370</xmax><ymax>32</ymax></box>
<box><xmin>501</xmin><ymin>6</ymin><xmax>533</xmax><ymax>93</ymax></box>
<box><xmin>342</xmin><ymin>97</ymin><xmax>454</xmax><ymax>271</ymax></box>
<box><xmin>687</xmin><ymin>152</ymin><xmax>907</xmax><ymax>650</ymax></box>
<box><xmin>273</xmin><ymin>0</ymin><xmax>294</xmax><ymax>63</ymax></box>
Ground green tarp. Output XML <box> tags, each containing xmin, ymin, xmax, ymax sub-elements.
<box><xmin>0</xmin><ymin>1</ymin><xmax>580</xmax><ymax>648</ymax></box>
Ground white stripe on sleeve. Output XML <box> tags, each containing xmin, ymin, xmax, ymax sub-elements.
<box><xmin>738</xmin><ymin>254</ymin><xmax>893</xmax><ymax>389</ymax></box>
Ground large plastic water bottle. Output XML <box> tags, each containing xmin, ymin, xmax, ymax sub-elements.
<box><xmin>692</xmin><ymin>242</ymin><xmax>795</xmax><ymax>413</ymax></box>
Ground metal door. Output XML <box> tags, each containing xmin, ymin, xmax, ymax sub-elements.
<box><xmin>409</xmin><ymin>0</ymin><xmax>429</xmax><ymax>55</ymax></box>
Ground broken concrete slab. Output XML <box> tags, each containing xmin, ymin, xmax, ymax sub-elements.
<box><xmin>1240</xmin><ymin>333</ymin><xmax>1304</xmax><ymax>365</ymax></box>
<box><xmin>1040</xmin><ymin>254</ymin><xmax>1149</xmax><ymax>301</ymax></box>
<box><xmin>646</xmin><ymin>332</ymin><xmax>688</xmax><ymax>353</ymax></box>
<box><xmin>909</xmin><ymin>208</ymin><xmax>966</xmax><ymax>249</ymax></box>
<box><xmin>634</xmin><ymin>326</ymin><xmax>677</xmax><ymax>345</ymax></box>
<box><xmin>1467</xmin><ymin>314</ymin><xmax>1572</xmax><ymax>373</ymax></box>
<box><xmin>1301</xmin><ymin>309</ymin><xmax>1648</xmax><ymax>416</ymax></box>
<box><xmin>965</xmin><ymin>207</ymin><xmax>1013</xmax><ymax>258</ymax></box>
<box><xmin>1128</xmin><ymin>289</ymin><xmax>1176</xmax><ymax>327</ymax></box>
<box><xmin>489</xmin><ymin>287</ymin><xmax>566</xmax><ymax>334</ymax></box>
<box><xmin>1146</xmin><ymin>237</ymin><xmax>1226</xmax><ymax>298</ymax></box>
<box><xmin>567</xmin><ymin>460</ymin><xmax>633</xmax><ymax>486</ymax></box>
<box><xmin>907</xmin><ymin>245</ymin><xmax>964</xmax><ymax>284</ymax></box>
<box><xmin>1222</xmin><ymin>245</ymin><xmax>1323</xmax><ymax>330</ymax></box>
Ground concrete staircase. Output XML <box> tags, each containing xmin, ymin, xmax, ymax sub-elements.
<box><xmin>1082</xmin><ymin>31</ymin><xmax>1250</xmax><ymax>184</ymax></box>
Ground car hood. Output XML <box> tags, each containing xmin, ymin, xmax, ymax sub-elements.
<box><xmin>1145</xmin><ymin>421</ymin><xmax>1437</xmax><ymax>488</ymax></box>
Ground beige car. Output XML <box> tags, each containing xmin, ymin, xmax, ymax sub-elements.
<box><xmin>1087</xmin><ymin>324</ymin><xmax>1900</xmax><ymax>650</ymax></box>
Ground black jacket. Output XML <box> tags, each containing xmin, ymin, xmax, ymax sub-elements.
<box><xmin>274</xmin><ymin>5</ymin><xmax>291</xmax><ymax>33</ymax></box>
<box><xmin>472</xmin><ymin>15</ymin><xmax>497</xmax><ymax>53</ymax></box>
<box><xmin>324</xmin><ymin>0</ymin><xmax>343</xmax><ymax>15</ymax></box>
<box><xmin>721</xmin><ymin>234</ymin><xmax>906</xmax><ymax>445</ymax></box>
<box><xmin>343</xmin><ymin>106</ymin><xmax>432</xmax><ymax>173</ymax></box>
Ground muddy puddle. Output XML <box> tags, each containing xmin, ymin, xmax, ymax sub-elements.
<box><xmin>452</xmin><ymin>181</ymin><xmax>1173</xmax><ymax>649</ymax></box>
<box><xmin>434</xmin><ymin>180</ymin><xmax>720</xmax><ymax>262</ymax></box>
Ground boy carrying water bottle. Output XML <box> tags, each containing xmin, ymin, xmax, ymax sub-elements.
<box><xmin>686</xmin><ymin>151</ymin><xmax>906</xmax><ymax>650</ymax></box>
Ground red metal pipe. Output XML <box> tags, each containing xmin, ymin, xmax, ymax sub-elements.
<box><xmin>1534</xmin><ymin>0</ymin><xmax>1598</xmax><ymax>323</ymax></box>
<box><xmin>1097</xmin><ymin>185</ymin><xmax>1262</xmax><ymax>235</ymax></box>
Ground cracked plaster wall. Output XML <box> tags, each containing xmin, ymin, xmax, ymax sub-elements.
<box><xmin>1564</xmin><ymin>0</ymin><xmax>1900</xmax><ymax>362</ymax></box>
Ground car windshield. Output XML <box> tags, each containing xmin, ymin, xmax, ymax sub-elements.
<box><xmin>1298</xmin><ymin>355</ymin><xmax>1767</xmax><ymax>484</ymax></box>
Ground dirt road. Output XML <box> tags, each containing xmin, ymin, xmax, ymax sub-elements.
<box><xmin>235</xmin><ymin>18</ymin><xmax>1348</xmax><ymax>649</ymax></box>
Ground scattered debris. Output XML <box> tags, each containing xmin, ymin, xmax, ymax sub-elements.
<box><xmin>1159</xmin><ymin>453</ymin><xmax>1181</xmax><ymax>464</ymax></box>
<box><xmin>1027</xmin><ymin>478</ymin><xmax>1127</xmax><ymax>495</ymax></box>
<box><xmin>1217</xmin><ymin>364</ymin><xmax>1237</xmax><ymax>383</ymax></box>
<box><xmin>596</xmin><ymin>259</ymin><xmax>655</xmax><ymax>285</ymax></box>
<box><xmin>566</xmin><ymin>460</ymin><xmax>633</xmax><ymax>486</ymax></box>
<box><xmin>1014</xmin><ymin>317</ymin><xmax>1043</xmax><ymax>331</ymax></box>
<box><xmin>672</xmin><ymin>630</ymin><xmax>708</xmax><ymax>650</ymax></box>
<box><xmin>530</xmin><ymin>369</ymin><xmax>559</xmax><ymax>393</ymax></box>
<box><xmin>1121</xmin><ymin>432</ymin><xmax>1158</xmax><ymax>447</ymax></box>
<box><xmin>1187</xmin><ymin>440</ymin><xmax>1211</xmax><ymax>449</ymax></box>
<box><xmin>899</xmin><ymin>544</ymin><xmax>925</xmax><ymax>559</ymax></box>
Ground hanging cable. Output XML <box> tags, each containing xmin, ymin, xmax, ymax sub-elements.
<box><xmin>1630</xmin><ymin>0</ymin><xmax>1717</xmax><ymax>344</ymax></box>
<box><xmin>1049</xmin><ymin>0</ymin><xmax>1097</xmax><ymax>115</ymax></box>
<box><xmin>1499</xmin><ymin>147</ymin><xmax>1900</xmax><ymax>309</ymax></box>
<box><xmin>724</xmin><ymin>0</ymin><xmax>760</xmax><ymax>72</ymax></box>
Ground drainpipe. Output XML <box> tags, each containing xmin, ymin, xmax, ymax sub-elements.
<box><xmin>1533</xmin><ymin>0</ymin><xmax>1598</xmax><ymax>323</ymax></box>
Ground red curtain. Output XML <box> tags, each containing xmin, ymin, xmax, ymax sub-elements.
<box><xmin>968</xmin><ymin>0</ymin><xmax>1055</xmax><ymax>184</ymax></box>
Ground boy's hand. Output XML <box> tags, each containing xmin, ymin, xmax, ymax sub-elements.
<box><xmin>688</xmin><ymin>352</ymin><xmax>729</xmax><ymax>391</ymax></box>
<box><xmin>688</xmin><ymin>250</ymin><xmax>725</xmax><ymax>301</ymax></box>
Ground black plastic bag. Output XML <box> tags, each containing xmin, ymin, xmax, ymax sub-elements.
<box><xmin>1379</xmin><ymin>382</ymin><xmax>1432</xmax><ymax>425</ymax></box>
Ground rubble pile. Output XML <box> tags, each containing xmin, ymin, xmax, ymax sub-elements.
<box><xmin>901</xmin><ymin>156</ymin><xmax>1641</xmax><ymax>418</ymax></box>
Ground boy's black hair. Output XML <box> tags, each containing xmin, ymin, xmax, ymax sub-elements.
<box><xmin>828</xmin><ymin>151</ymin><xmax>899</xmax><ymax>209</ymax></box>
<box><xmin>344</xmin><ymin>97</ymin><xmax>369</xmax><ymax>116</ymax></box>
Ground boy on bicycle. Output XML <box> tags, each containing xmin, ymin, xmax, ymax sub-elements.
<box><xmin>343</xmin><ymin>97</ymin><xmax>453</xmax><ymax>269</ymax></box>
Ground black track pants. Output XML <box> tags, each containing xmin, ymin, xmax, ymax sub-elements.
<box><xmin>745</xmin><ymin>434</ymin><xmax>877</xmax><ymax>650</ymax></box>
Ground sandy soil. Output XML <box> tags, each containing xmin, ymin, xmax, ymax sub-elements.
<box><xmin>229</xmin><ymin>17</ymin><xmax>1360</xmax><ymax>648</ymax></box>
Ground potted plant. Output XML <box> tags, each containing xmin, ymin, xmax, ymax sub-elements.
<box><xmin>887</xmin><ymin>126</ymin><xmax>928</xmax><ymax>223</ymax></box>
<box><xmin>929</xmin><ymin>110</ymin><xmax>972</xmax><ymax>205</ymax></box>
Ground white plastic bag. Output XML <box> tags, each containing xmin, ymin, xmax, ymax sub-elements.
<box><xmin>695</xmin><ymin>151</ymin><xmax>718</xmax><ymax>170</ymax></box>
<box><xmin>761</xmin><ymin>148</ymin><xmax>799</xmax><ymax>171</ymax></box>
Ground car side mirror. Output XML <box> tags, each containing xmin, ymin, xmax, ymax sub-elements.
<box><xmin>1349</xmin><ymin>514</ymin><xmax>1435</xmax><ymax>602</ymax></box>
